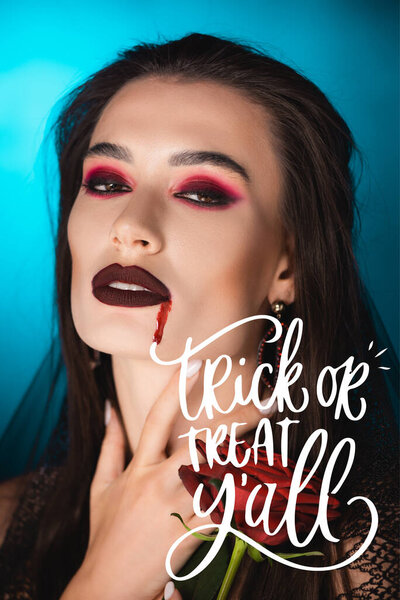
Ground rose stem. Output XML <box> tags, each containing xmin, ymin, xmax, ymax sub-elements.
<box><xmin>216</xmin><ymin>538</ymin><xmax>248</xmax><ymax>600</ymax></box>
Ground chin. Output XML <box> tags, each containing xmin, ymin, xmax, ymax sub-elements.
<box><xmin>71</xmin><ymin>313</ymin><xmax>180</xmax><ymax>361</ymax></box>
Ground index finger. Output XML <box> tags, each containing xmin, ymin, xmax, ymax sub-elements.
<box><xmin>167</xmin><ymin>398</ymin><xmax>269</xmax><ymax>474</ymax></box>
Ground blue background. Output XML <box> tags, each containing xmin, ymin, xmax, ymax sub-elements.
<box><xmin>0</xmin><ymin>1</ymin><xmax>398</xmax><ymax>475</ymax></box>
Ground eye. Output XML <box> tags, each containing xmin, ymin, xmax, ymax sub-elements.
<box><xmin>173</xmin><ymin>182</ymin><xmax>238</xmax><ymax>207</ymax></box>
<box><xmin>81</xmin><ymin>170</ymin><xmax>132</xmax><ymax>197</ymax></box>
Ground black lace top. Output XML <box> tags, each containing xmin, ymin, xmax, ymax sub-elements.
<box><xmin>1</xmin><ymin>357</ymin><xmax>399</xmax><ymax>600</ymax></box>
<box><xmin>0</xmin><ymin>459</ymin><xmax>398</xmax><ymax>599</ymax></box>
<box><xmin>335</xmin><ymin>463</ymin><xmax>399</xmax><ymax>599</ymax></box>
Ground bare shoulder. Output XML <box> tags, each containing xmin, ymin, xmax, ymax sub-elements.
<box><xmin>0</xmin><ymin>474</ymin><xmax>30</xmax><ymax>546</ymax></box>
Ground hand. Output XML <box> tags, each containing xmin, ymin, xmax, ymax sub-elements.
<box><xmin>61</xmin><ymin>366</ymin><xmax>204</xmax><ymax>600</ymax></box>
<box><xmin>60</xmin><ymin>365</ymin><xmax>263</xmax><ymax>600</ymax></box>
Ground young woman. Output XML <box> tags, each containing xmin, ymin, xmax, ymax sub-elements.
<box><xmin>0</xmin><ymin>33</ymin><xmax>398</xmax><ymax>600</ymax></box>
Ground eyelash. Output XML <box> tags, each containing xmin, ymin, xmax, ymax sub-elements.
<box><xmin>172</xmin><ymin>187</ymin><xmax>235</xmax><ymax>207</ymax></box>
<box><xmin>81</xmin><ymin>174</ymin><xmax>237</xmax><ymax>207</ymax></box>
<box><xmin>81</xmin><ymin>175</ymin><xmax>131</xmax><ymax>197</ymax></box>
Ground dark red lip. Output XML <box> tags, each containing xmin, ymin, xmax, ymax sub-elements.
<box><xmin>92</xmin><ymin>263</ymin><xmax>170</xmax><ymax>307</ymax></box>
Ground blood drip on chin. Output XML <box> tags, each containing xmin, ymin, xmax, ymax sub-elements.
<box><xmin>153</xmin><ymin>300</ymin><xmax>172</xmax><ymax>344</ymax></box>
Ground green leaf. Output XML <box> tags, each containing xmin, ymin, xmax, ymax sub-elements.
<box><xmin>247</xmin><ymin>545</ymin><xmax>267</xmax><ymax>563</ymax></box>
<box><xmin>245</xmin><ymin>542</ymin><xmax>324</xmax><ymax>565</ymax></box>
<box><xmin>208</xmin><ymin>478</ymin><xmax>223</xmax><ymax>492</ymax></box>
<box><xmin>277</xmin><ymin>551</ymin><xmax>324</xmax><ymax>559</ymax></box>
<box><xmin>175</xmin><ymin>537</ymin><xmax>232</xmax><ymax>600</ymax></box>
<box><xmin>171</xmin><ymin>512</ymin><xmax>217</xmax><ymax>542</ymax></box>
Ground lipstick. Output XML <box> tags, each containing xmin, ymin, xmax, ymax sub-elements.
<box><xmin>92</xmin><ymin>263</ymin><xmax>170</xmax><ymax>307</ymax></box>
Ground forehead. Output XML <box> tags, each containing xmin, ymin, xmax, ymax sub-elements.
<box><xmin>91</xmin><ymin>77</ymin><xmax>281</xmax><ymax>190</ymax></box>
<box><xmin>95</xmin><ymin>77</ymin><xmax>267</xmax><ymax>138</ymax></box>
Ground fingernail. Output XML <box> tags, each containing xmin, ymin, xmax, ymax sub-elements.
<box><xmin>104</xmin><ymin>399</ymin><xmax>111</xmax><ymax>426</ymax></box>
<box><xmin>164</xmin><ymin>580</ymin><xmax>175</xmax><ymax>600</ymax></box>
<box><xmin>187</xmin><ymin>359</ymin><xmax>202</xmax><ymax>378</ymax></box>
<box><xmin>258</xmin><ymin>395</ymin><xmax>273</xmax><ymax>415</ymax></box>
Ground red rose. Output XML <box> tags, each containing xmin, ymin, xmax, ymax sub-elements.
<box><xmin>179</xmin><ymin>437</ymin><xmax>340</xmax><ymax>546</ymax></box>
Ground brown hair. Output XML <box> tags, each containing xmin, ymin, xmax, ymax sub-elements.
<box><xmin>33</xmin><ymin>33</ymin><xmax>380</xmax><ymax>598</ymax></box>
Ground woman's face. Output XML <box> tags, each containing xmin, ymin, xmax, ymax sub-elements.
<box><xmin>67</xmin><ymin>77</ymin><xmax>293</xmax><ymax>361</ymax></box>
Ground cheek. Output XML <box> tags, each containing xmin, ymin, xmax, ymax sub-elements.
<box><xmin>67</xmin><ymin>202</ymin><xmax>85</xmax><ymax>264</ymax></box>
<box><xmin>67</xmin><ymin>202</ymin><xmax>109</xmax><ymax>347</ymax></box>
<box><xmin>176</xmin><ymin>213</ymin><xmax>281</xmax><ymax>317</ymax></box>
<box><xmin>67</xmin><ymin>201</ymin><xmax>103</xmax><ymax>270</ymax></box>
<box><xmin>219</xmin><ymin>217</ymin><xmax>279</xmax><ymax>288</ymax></box>
<box><xmin>163</xmin><ymin>220</ymin><xmax>279</xmax><ymax>359</ymax></box>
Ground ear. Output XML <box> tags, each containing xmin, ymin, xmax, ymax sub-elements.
<box><xmin>267</xmin><ymin>234</ymin><xmax>295</xmax><ymax>306</ymax></box>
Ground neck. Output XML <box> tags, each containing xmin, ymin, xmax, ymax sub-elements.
<box><xmin>111</xmin><ymin>344</ymin><xmax>261</xmax><ymax>455</ymax></box>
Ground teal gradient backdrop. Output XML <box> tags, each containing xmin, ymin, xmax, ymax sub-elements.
<box><xmin>0</xmin><ymin>1</ymin><xmax>398</xmax><ymax>476</ymax></box>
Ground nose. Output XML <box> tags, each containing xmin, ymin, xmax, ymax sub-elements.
<box><xmin>109</xmin><ymin>193</ymin><xmax>163</xmax><ymax>256</ymax></box>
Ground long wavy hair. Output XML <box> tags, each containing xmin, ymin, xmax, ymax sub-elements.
<box><xmin>31</xmin><ymin>33</ymin><xmax>394</xmax><ymax>599</ymax></box>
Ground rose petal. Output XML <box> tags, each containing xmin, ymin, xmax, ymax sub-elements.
<box><xmin>179</xmin><ymin>438</ymin><xmax>340</xmax><ymax>548</ymax></box>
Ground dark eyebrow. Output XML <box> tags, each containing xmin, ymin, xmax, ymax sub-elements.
<box><xmin>84</xmin><ymin>143</ymin><xmax>250</xmax><ymax>182</ymax></box>
<box><xmin>169</xmin><ymin>150</ymin><xmax>250</xmax><ymax>182</ymax></box>
<box><xmin>84</xmin><ymin>142</ymin><xmax>133</xmax><ymax>163</ymax></box>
